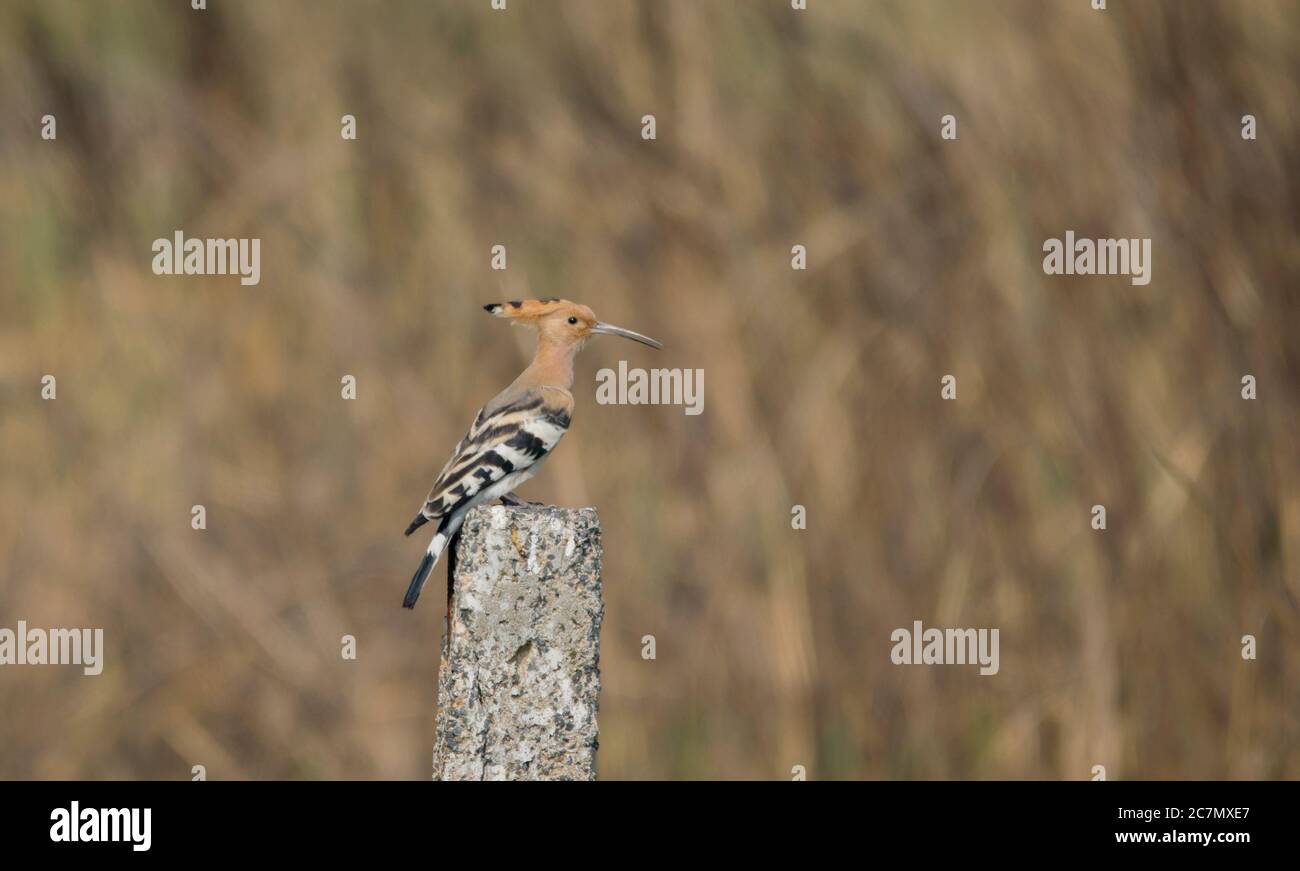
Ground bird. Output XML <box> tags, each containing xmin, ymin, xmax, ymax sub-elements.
<box><xmin>402</xmin><ymin>298</ymin><xmax>662</xmax><ymax>609</ymax></box>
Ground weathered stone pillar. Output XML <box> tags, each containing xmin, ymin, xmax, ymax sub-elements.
<box><xmin>432</xmin><ymin>504</ymin><xmax>603</xmax><ymax>781</ymax></box>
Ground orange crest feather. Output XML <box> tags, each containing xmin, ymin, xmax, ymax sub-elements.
<box><xmin>483</xmin><ymin>298</ymin><xmax>569</xmax><ymax>321</ymax></box>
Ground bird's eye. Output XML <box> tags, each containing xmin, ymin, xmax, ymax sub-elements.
<box><xmin>568</xmin><ymin>316</ymin><xmax>578</xmax><ymax>324</ymax></box>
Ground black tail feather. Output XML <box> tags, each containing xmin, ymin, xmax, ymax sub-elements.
<box><xmin>403</xmin><ymin>551</ymin><xmax>435</xmax><ymax>609</ymax></box>
<box><xmin>404</xmin><ymin>513</ymin><xmax>429</xmax><ymax>537</ymax></box>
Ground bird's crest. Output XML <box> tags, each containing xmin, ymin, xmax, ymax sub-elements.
<box><xmin>483</xmin><ymin>298</ymin><xmax>571</xmax><ymax>321</ymax></box>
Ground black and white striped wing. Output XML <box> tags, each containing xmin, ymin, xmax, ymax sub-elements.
<box><xmin>403</xmin><ymin>390</ymin><xmax>570</xmax><ymax>534</ymax></box>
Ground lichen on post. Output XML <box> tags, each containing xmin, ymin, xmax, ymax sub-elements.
<box><xmin>432</xmin><ymin>504</ymin><xmax>603</xmax><ymax>781</ymax></box>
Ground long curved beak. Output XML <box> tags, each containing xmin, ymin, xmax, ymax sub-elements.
<box><xmin>592</xmin><ymin>321</ymin><xmax>663</xmax><ymax>349</ymax></box>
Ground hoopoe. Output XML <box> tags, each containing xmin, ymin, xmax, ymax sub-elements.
<box><xmin>402</xmin><ymin>298</ymin><xmax>662</xmax><ymax>609</ymax></box>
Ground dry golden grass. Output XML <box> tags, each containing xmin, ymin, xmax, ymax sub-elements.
<box><xmin>0</xmin><ymin>0</ymin><xmax>1296</xmax><ymax>779</ymax></box>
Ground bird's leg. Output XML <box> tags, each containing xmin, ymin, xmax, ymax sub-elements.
<box><xmin>500</xmin><ymin>491</ymin><xmax>548</xmax><ymax>509</ymax></box>
<box><xmin>500</xmin><ymin>492</ymin><xmax>547</xmax><ymax>507</ymax></box>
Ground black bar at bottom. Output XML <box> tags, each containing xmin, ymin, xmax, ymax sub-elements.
<box><xmin>0</xmin><ymin>780</ymin><xmax>1284</xmax><ymax>858</ymax></box>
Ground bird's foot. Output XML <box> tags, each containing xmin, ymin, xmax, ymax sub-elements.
<box><xmin>499</xmin><ymin>492</ymin><xmax>546</xmax><ymax>508</ymax></box>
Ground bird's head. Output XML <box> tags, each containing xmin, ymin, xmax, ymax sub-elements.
<box><xmin>483</xmin><ymin>298</ymin><xmax>662</xmax><ymax>350</ymax></box>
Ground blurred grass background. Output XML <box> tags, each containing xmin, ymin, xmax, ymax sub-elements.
<box><xmin>0</xmin><ymin>0</ymin><xmax>1297</xmax><ymax>779</ymax></box>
